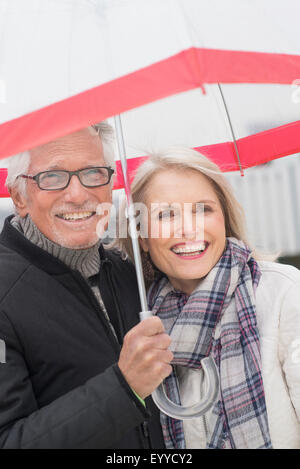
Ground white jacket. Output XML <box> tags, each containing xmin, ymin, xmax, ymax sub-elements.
<box><xmin>256</xmin><ymin>261</ymin><xmax>300</xmax><ymax>448</ymax></box>
<box><xmin>177</xmin><ymin>261</ymin><xmax>300</xmax><ymax>449</ymax></box>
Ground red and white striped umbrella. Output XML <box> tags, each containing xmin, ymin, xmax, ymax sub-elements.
<box><xmin>0</xmin><ymin>0</ymin><xmax>300</xmax><ymax>196</ymax></box>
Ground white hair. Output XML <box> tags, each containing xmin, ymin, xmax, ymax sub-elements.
<box><xmin>4</xmin><ymin>150</ymin><xmax>31</xmax><ymax>199</ymax></box>
<box><xmin>4</xmin><ymin>120</ymin><xmax>116</xmax><ymax>200</ymax></box>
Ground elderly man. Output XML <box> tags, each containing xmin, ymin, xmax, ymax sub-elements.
<box><xmin>0</xmin><ymin>123</ymin><xmax>173</xmax><ymax>449</ymax></box>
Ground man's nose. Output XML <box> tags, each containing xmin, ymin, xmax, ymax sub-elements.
<box><xmin>62</xmin><ymin>174</ymin><xmax>90</xmax><ymax>204</ymax></box>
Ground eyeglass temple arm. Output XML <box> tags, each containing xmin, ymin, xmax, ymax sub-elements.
<box><xmin>18</xmin><ymin>174</ymin><xmax>34</xmax><ymax>179</ymax></box>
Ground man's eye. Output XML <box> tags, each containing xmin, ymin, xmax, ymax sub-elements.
<box><xmin>41</xmin><ymin>172</ymin><xmax>63</xmax><ymax>181</ymax></box>
<box><xmin>85</xmin><ymin>168</ymin><xmax>101</xmax><ymax>175</ymax></box>
<box><xmin>82</xmin><ymin>168</ymin><xmax>107</xmax><ymax>181</ymax></box>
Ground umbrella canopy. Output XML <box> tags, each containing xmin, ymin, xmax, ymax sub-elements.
<box><xmin>0</xmin><ymin>0</ymin><xmax>300</xmax><ymax>196</ymax></box>
<box><xmin>111</xmin><ymin>82</ymin><xmax>300</xmax><ymax>190</ymax></box>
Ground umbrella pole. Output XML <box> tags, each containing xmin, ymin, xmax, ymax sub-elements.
<box><xmin>114</xmin><ymin>115</ymin><xmax>149</xmax><ymax>317</ymax></box>
<box><xmin>217</xmin><ymin>84</ymin><xmax>244</xmax><ymax>176</ymax></box>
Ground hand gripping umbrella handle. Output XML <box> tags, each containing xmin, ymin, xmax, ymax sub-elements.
<box><xmin>140</xmin><ymin>312</ymin><xmax>220</xmax><ymax>420</ymax></box>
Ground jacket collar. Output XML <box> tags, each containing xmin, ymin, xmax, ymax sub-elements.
<box><xmin>0</xmin><ymin>215</ymin><xmax>108</xmax><ymax>276</ymax></box>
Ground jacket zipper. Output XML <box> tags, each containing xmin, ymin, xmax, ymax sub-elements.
<box><xmin>102</xmin><ymin>258</ymin><xmax>126</xmax><ymax>343</ymax></box>
<box><xmin>140</xmin><ymin>421</ymin><xmax>150</xmax><ymax>449</ymax></box>
<box><xmin>71</xmin><ymin>271</ymin><xmax>121</xmax><ymax>353</ymax></box>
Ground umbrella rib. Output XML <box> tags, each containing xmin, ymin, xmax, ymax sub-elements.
<box><xmin>217</xmin><ymin>84</ymin><xmax>244</xmax><ymax>176</ymax></box>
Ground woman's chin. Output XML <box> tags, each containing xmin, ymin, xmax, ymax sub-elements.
<box><xmin>169</xmin><ymin>263</ymin><xmax>211</xmax><ymax>282</ymax></box>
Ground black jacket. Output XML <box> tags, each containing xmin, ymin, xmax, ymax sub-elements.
<box><xmin>0</xmin><ymin>216</ymin><xmax>165</xmax><ymax>449</ymax></box>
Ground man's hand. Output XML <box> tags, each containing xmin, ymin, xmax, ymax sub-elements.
<box><xmin>118</xmin><ymin>316</ymin><xmax>173</xmax><ymax>399</ymax></box>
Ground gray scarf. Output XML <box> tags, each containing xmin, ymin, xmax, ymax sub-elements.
<box><xmin>10</xmin><ymin>214</ymin><xmax>101</xmax><ymax>278</ymax></box>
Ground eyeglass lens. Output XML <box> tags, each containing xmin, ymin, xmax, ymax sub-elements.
<box><xmin>38</xmin><ymin>167</ymin><xmax>111</xmax><ymax>190</ymax></box>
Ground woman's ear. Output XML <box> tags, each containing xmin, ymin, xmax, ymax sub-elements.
<box><xmin>139</xmin><ymin>236</ymin><xmax>149</xmax><ymax>253</ymax></box>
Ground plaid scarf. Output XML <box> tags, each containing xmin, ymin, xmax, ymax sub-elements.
<box><xmin>148</xmin><ymin>238</ymin><xmax>272</xmax><ymax>449</ymax></box>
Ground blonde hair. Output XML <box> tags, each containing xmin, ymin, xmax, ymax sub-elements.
<box><xmin>114</xmin><ymin>146</ymin><xmax>276</xmax><ymax>285</ymax></box>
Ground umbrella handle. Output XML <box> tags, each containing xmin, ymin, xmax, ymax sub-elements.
<box><xmin>152</xmin><ymin>356</ymin><xmax>219</xmax><ymax>420</ymax></box>
<box><xmin>140</xmin><ymin>312</ymin><xmax>220</xmax><ymax>420</ymax></box>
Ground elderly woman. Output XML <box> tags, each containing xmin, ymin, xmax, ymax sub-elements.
<box><xmin>117</xmin><ymin>146</ymin><xmax>300</xmax><ymax>449</ymax></box>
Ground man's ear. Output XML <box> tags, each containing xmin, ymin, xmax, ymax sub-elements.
<box><xmin>9</xmin><ymin>186</ymin><xmax>28</xmax><ymax>217</ymax></box>
<box><xmin>139</xmin><ymin>236</ymin><xmax>149</xmax><ymax>253</ymax></box>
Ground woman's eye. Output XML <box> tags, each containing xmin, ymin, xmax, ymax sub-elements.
<box><xmin>158</xmin><ymin>210</ymin><xmax>170</xmax><ymax>219</ymax></box>
<box><xmin>158</xmin><ymin>209</ymin><xmax>178</xmax><ymax>220</ymax></box>
<box><xmin>193</xmin><ymin>204</ymin><xmax>212</xmax><ymax>214</ymax></box>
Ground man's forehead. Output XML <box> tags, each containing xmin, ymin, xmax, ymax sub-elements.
<box><xmin>29</xmin><ymin>129</ymin><xmax>104</xmax><ymax>171</ymax></box>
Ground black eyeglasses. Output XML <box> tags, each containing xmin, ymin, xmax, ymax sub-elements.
<box><xmin>18</xmin><ymin>166</ymin><xmax>114</xmax><ymax>191</ymax></box>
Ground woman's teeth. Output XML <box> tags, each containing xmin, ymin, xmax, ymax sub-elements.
<box><xmin>171</xmin><ymin>242</ymin><xmax>206</xmax><ymax>255</ymax></box>
<box><xmin>58</xmin><ymin>211</ymin><xmax>94</xmax><ymax>221</ymax></box>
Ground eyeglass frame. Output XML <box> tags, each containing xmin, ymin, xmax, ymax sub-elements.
<box><xmin>17</xmin><ymin>166</ymin><xmax>115</xmax><ymax>191</ymax></box>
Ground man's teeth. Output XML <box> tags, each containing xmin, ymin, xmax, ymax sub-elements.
<box><xmin>59</xmin><ymin>211</ymin><xmax>94</xmax><ymax>220</ymax></box>
<box><xmin>172</xmin><ymin>243</ymin><xmax>206</xmax><ymax>254</ymax></box>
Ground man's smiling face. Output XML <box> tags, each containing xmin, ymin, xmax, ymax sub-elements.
<box><xmin>12</xmin><ymin>128</ymin><xmax>112</xmax><ymax>249</ymax></box>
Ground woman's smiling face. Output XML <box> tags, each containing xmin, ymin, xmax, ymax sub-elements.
<box><xmin>139</xmin><ymin>168</ymin><xmax>227</xmax><ymax>295</ymax></box>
